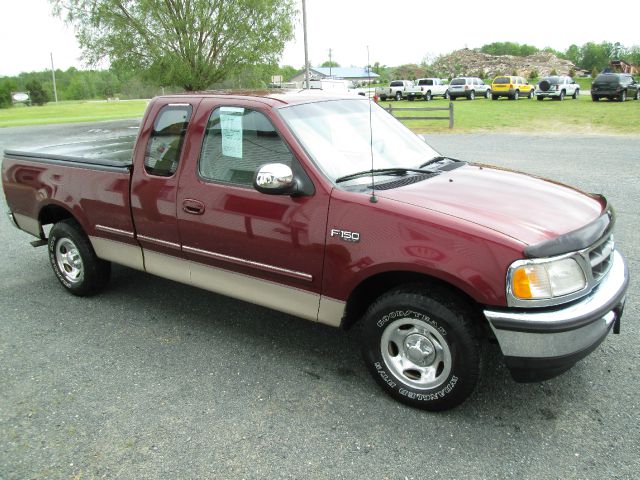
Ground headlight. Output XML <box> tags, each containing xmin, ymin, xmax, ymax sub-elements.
<box><xmin>509</xmin><ymin>258</ymin><xmax>586</xmax><ymax>300</ymax></box>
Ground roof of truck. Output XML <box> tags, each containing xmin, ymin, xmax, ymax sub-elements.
<box><xmin>157</xmin><ymin>89</ymin><xmax>366</xmax><ymax>107</ymax></box>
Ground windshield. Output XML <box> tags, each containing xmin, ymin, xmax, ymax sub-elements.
<box><xmin>278</xmin><ymin>100</ymin><xmax>440</xmax><ymax>183</ymax></box>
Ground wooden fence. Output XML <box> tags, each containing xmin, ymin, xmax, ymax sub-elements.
<box><xmin>384</xmin><ymin>102</ymin><xmax>454</xmax><ymax>129</ymax></box>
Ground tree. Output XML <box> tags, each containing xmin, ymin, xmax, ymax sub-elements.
<box><xmin>26</xmin><ymin>80</ymin><xmax>49</xmax><ymax>105</ymax></box>
<box><xmin>51</xmin><ymin>0</ymin><xmax>296</xmax><ymax>91</ymax></box>
<box><xmin>321</xmin><ymin>60</ymin><xmax>340</xmax><ymax>68</ymax></box>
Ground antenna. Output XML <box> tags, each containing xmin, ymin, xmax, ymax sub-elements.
<box><xmin>367</xmin><ymin>46</ymin><xmax>378</xmax><ymax>203</ymax></box>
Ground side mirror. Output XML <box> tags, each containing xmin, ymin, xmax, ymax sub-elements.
<box><xmin>254</xmin><ymin>163</ymin><xmax>298</xmax><ymax>195</ymax></box>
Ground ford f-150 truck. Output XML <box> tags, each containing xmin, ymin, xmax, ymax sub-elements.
<box><xmin>2</xmin><ymin>91</ymin><xmax>628</xmax><ymax>411</ymax></box>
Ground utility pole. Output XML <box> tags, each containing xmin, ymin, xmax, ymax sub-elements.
<box><xmin>50</xmin><ymin>53</ymin><xmax>58</xmax><ymax>103</ymax></box>
<box><xmin>302</xmin><ymin>0</ymin><xmax>310</xmax><ymax>89</ymax></box>
<box><xmin>329</xmin><ymin>48</ymin><xmax>332</xmax><ymax>77</ymax></box>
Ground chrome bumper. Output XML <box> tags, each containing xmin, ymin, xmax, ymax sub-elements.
<box><xmin>484</xmin><ymin>250</ymin><xmax>628</xmax><ymax>376</ymax></box>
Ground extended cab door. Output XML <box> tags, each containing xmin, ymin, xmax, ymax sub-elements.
<box><xmin>130</xmin><ymin>98</ymin><xmax>201</xmax><ymax>282</ymax></box>
<box><xmin>175</xmin><ymin>98</ymin><xmax>331</xmax><ymax>322</ymax></box>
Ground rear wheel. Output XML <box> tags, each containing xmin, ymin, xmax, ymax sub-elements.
<box><xmin>443</xmin><ymin>90</ymin><xmax>450</xmax><ymax>100</ymax></box>
<box><xmin>635</xmin><ymin>89</ymin><xmax>640</xmax><ymax>100</ymax></box>
<box><xmin>492</xmin><ymin>94</ymin><xmax>500</xmax><ymax>101</ymax></box>
<box><xmin>360</xmin><ymin>286</ymin><xmax>481</xmax><ymax>411</ymax></box>
<box><xmin>510</xmin><ymin>90</ymin><xmax>519</xmax><ymax>100</ymax></box>
<box><xmin>572</xmin><ymin>89</ymin><xmax>580</xmax><ymax>99</ymax></box>
<box><xmin>557</xmin><ymin>90</ymin><xmax>565</xmax><ymax>101</ymax></box>
<box><xmin>468</xmin><ymin>90</ymin><xmax>475</xmax><ymax>100</ymax></box>
<box><xmin>380</xmin><ymin>95</ymin><xmax>387</xmax><ymax>101</ymax></box>
<box><xmin>528</xmin><ymin>89</ymin><xmax>534</xmax><ymax>99</ymax></box>
<box><xmin>485</xmin><ymin>89</ymin><xmax>492</xmax><ymax>99</ymax></box>
<box><xmin>48</xmin><ymin>219</ymin><xmax>110</xmax><ymax>296</ymax></box>
<box><xmin>395</xmin><ymin>91</ymin><xmax>402</xmax><ymax>101</ymax></box>
<box><xmin>619</xmin><ymin>90</ymin><xmax>626</xmax><ymax>102</ymax></box>
<box><xmin>424</xmin><ymin>91</ymin><xmax>432</xmax><ymax>101</ymax></box>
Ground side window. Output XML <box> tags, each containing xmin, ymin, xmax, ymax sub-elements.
<box><xmin>144</xmin><ymin>104</ymin><xmax>192</xmax><ymax>177</ymax></box>
<box><xmin>199</xmin><ymin>107</ymin><xmax>294</xmax><ymax>186</ymax></box>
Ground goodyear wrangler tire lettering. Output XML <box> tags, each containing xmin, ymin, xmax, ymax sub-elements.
<box><xmin>361</xmin><ymin>286</ymin><xmax>480</xmax><ymax>411</ymax></box>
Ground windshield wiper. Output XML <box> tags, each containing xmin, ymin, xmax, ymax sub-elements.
<box><xmin>335</xmin><ymin>167</ymin><xmax>439</xmax><ymax>184</ymax></box>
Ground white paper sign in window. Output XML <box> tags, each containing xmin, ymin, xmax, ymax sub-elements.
<box><xmin>220</xmin><ymin>107</ymin><xmax>244</xmax><ymax>158</ymax></box>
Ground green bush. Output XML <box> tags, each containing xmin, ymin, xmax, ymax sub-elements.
<box><xmin>25</xmin><ymin>80</ymin><xmax>49</xmax><ymax>106</ymax></box>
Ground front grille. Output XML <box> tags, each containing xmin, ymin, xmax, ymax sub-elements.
<box><xmin>589</xmin><ymin>235</ymin><xmax>614</xmax><ymax>281</ymax></box>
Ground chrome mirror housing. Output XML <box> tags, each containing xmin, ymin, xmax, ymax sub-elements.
<box><xmin>254</xmin><ymin>163</ymin><xmax>297</xmax><ymax>195</ymax></box>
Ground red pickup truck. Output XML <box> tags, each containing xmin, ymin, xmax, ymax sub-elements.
<box><xmin>2</xmin><ymin>92</ymin><xmax>628</xmax><ymax>411</ymax></box>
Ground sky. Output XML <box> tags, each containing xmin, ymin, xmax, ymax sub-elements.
<box><xmin>1</xmin><ymin>0</ymin><xmax>638</xmax><ymax>76</ymax></box>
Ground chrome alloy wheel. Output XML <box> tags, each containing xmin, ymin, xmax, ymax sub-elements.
<box><xmin>380</xmin><ymin>318</ymin><xmax>452</xmax><ymax>390</ymax></box>
<box><xmin>55</xmin><ymin>238</ymin><xmax>84</xmax><ymax>284</ymax></box>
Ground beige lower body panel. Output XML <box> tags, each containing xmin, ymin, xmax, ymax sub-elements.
<box><xmin>89</xmin><ymin>237</ymin><xmax>345</xmax><ymax>327</ymax></box>
<box><xmin>14</xmin><ymin>213</ymin><xmax>42</xmax><ymax>238</ymax></box>
<box><xmin>89</xmin><ymin>236</ymin><xmax>145</xmax><ymax>271</ymax></box>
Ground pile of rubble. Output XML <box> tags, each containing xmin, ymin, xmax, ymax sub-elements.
<box><xmin>431</xmin><ymin>48</ymin><xmax>584</xmax><ymax>78</ymax></box>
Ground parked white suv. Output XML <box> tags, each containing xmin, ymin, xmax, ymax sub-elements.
<box><xmin>535</xmin><ymin>76</ymin><xmax>580</xmax><ymax>101</ymax></box>
<box><xmin>449</xmin><ymin>77</ymin><xmax>491</xmax><ymax>100</ymax></box>
<box><xmin>405</xmin><ymin>78</ymin><xmax>450</xmax><ymax>101</ymax></box>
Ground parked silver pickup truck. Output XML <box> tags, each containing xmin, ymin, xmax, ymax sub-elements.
<box><xmin>375</xmin><ymin>80</ymin><xmax>413</xmax><ymax>101</ymax></box>
<box><xmin>405</xmin><ymin>78</ymin><xmax>450</xmax><ymax>101</ymax></box>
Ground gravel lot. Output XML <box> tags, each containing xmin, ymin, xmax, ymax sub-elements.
<box><xmin>1</xmin><ymin>121</ymin><xmax>638</xmax><ymax>479</ymax></box>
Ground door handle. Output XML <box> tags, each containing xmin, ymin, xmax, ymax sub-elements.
<box><xmin>182</xmin><ymin>199</ymin><xmax>205</xmax><ymax>215</ymax></box>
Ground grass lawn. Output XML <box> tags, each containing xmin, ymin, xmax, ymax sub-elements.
<box><xmin>0</xmin><ymin>100</ymin><xmax>148</xmax><ymax>128</ymax></box>
<box><xmin>379</xmin><ymin>94</ymin><xmax>640</xmax><ymax>134</ymax></box>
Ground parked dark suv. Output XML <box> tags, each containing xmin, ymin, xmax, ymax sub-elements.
<box><xmin>591</xmin><ymin>73</ymin><xmax>639</xmax><ymax>102</ymax></box>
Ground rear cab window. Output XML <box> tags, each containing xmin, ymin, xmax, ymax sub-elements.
<box><xmin>144</xmin><ymin>104</ymin><xmax>192</xmax><ymax>177</ymax></box>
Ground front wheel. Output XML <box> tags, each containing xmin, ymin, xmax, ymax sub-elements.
<box><xmin>468</xmin><ymin>90</ymin><xmax>475</xmax><ymax>100</ymax></box>
<box><xmin>572</xmin><ymin>89</ymin><xmax>579</xmax><ymax>99</ymax></box>
<box><xmin>443</xmin><ymin>90</ymin><xmax>450</xmax><ymax>100</ymax></box>
<box><xmin>485</xmin><ymin>89</ymin><xmax>492</xmax><ymax>99</ymax></box>
<box><xmin>48</xmin><ymin>219</ymin><xmax>111</xmax><ymax>296</ymax></box>
<box><xmin>619</xmin><ymin>90</ymin><xmax>626</xmax><ymax>102</ymax></box>
<box><xmin>360</xmin><ymin>286</ymin><xmax>480</xmax><ymax>411</ymax></box>
<box><xmin>528</xmin><ymin>90</ymin><xmax>534</xmax><ymax>99</ymax></box>
<box><xmin>557</xmin><ymin>90</ymin><xmax>565</xmax><ymax>101</ymax></box>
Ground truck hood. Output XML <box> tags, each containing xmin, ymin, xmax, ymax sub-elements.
<box><xmin>377</xmin><ymin>163</ymin><xmax>604</xmax><ymax>247</ymax></box>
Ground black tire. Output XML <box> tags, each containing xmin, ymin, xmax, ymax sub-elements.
<box><xmin>557</xmin><ymin>90</ymin><xmax>565</xmax><ymax>101</ymax></box>
<box><xmin>48</xmin><ymin>219</ymin><xmax>111</xmax><ymax>296</ymax></box>
<box><xmin>395</xmin><ymin>91</ymin><xmax>402</xmax><ymax>101</ymax></box>
<box><xmin>485</xmin><ymin>89</ymin><xmax>492</xmax><ymax>99</ymax></box>
<box><xmin>492</xmin><ymin>94</ymin><xmax>500</xmax><ymax>100</ymax></box>
<box><xmin>424</xmin><ymin>91</ymin><xmax>432</xmax><ymax>101</ymax></box>
<box><xmin>572</xmin><ymin>89</ymin><xmax>579</xmax><ymax>100</ymax></box>
<box><xmin>537</xmin><ymin>96</ymin><xmax>544</xmax><ymax>101</ymax></box>
<box><xmin>468</xmin><ymin>90</ymin><xmax>475</xmax><ymax>100</ymax></box>
<box><xmin>360</xmin><ymin>286</ymin><xmax>480</xmax><ymax>411</ymax></box>
<box><xmin>528</xmin><ymin>89</ymin><xmax>534</xmax><ymax>99</ymax></box>
<box><xmin>443</xmin><ymin>90</ymin><xmax>450</xmax><ymax>100</ymax></box>
<box><xmin>635</xmin><ymin>89</ymin><xmax>640</xmax><ymax>100</ymax></box>
<box><xmin>592</xmin><ymin>95</ymin><xmax>599</xmax><ymax>102</ymax></box>
<box><xmin>619</xmin><ymin>90</ymin><xmax>626</xmax><ymax>102</ymax></box>
<box><xmin>512</xmin><ymin>90</ymin><xmax>519</xmax><ymax>100</ymax></box>
<box><xmin>380</xmin><ymin>95</ymin><xmax>387</xmax><ymax>101</ymax></box>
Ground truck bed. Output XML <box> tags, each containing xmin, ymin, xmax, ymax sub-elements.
<box><xmin>3</xmin><ymin>134</ymin><xmax>137</xmax><ymax>171</ymax></box>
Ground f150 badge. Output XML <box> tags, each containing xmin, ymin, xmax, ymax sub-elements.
<box><xmin>330</xmin><ymin>228</ymin><xmax>360</xmax><ymax>243</ymax></box>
